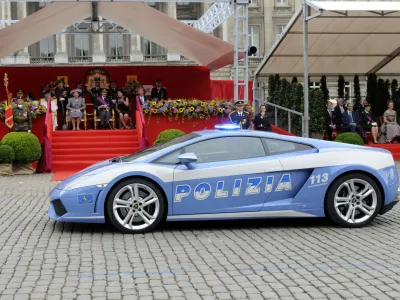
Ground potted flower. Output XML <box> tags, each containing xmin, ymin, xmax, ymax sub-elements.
<box><xmin>1</xmin><ymin>132</ymin><xmax>42</xmax><ymax>174</ymax></box>
<box><xmin>0</xmin><ymin>145</ymin><xmax>15</xmax><ymax>176</ymax></box>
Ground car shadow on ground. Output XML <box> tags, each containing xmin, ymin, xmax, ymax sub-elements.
<box><xmin>51</xmin><ymin>217</ymin><xmax>335</xmax><ymax>235</ymax></box>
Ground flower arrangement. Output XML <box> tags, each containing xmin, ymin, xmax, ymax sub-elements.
<box><xmin>123</xmin><ymin>80</ymin><xmax>142</xmax><ymax>96</ymax></box>
<box><xmin>0</xmin><ymin>101</ymin><xmax>46</xmax><ymax>120</ymax></box>
<box><xmin>142</xmin><ymin>99</ymin><xmax>253</xmax><ymax>121</ymax></box>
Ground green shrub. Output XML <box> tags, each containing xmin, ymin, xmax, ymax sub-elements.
<box><xmin>154</xmin><ymin>129</ymin><xmax>185</xmax><ymax>145</ymax></box>
<box><xmin>1</xmin><ymin>132</ymin><xmax>41</xmax><ymax>163</ymax></box>
<box><xmin>335</xmin><ymin>132</ymin><xmax>364</xmax><ymax>146</ymax></box>
<box><xmin>0</xmin><ymin>145</ymin><xmax>15</xmax><ymax>164</ymax></box>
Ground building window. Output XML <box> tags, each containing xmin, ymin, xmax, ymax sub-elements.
<box><xmin>310</xmin><ymin>82</ymin><xmax>320</xmax><ymax>89</ymax></box>
<box><xmin>75</xmin><ymin>34</ymin><xmax>89</xmax><ymax>57</ymax></box>
<box><xmin>276</xmin><ymin>0</ymin><xmax>289</xmax><ymax>5</ymax></box>
<box><xmin>108</xmin><ymin>34</ymin><xmax>124</xmax><ymax>58</ymax></box>
<box><xmin>144</xmin><ymin>40</ymin><xmax>163</xmax><ymax>56</ymax></box>
<box><xmin>248</xmin><ymin>26</ymin><xmax>260</xmax><ymax>56</ymax></box>
<box><xmin>276</xmin><ymin>25</ymin><xmax>286</xmax><ymax>40</ymax></box>
<box><xmin>250</xmin><ymin>0</ymin><xmax>257</xmax><ymax>5</ymax></box>
<box><xmin>39</xmin><ymin>37</ymin><xmax>54</xmax><ymax>57</ymax></box>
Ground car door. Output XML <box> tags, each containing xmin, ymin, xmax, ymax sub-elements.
<box><xmin>167</xmin><ymin>136</ymin><xmax>285</xmax><ymax>215</ymax></box>
<box><xmin>260</xmin><ymin>138</ymin><xmax>318</xmax><ymax>211</ymax></box>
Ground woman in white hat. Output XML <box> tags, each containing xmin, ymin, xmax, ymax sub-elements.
<box><xmin>66</xmin><ymin>89</ymin><xmax>86</xmax><ymax>130</ymax></box>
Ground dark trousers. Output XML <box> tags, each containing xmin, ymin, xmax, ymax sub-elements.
<box><xmin>326</xmin><ymin>126</ymin><xmax>333</xmax><ymax>141</ymax></box>
<box><xmin>99</xmin><ymin>110</ymin><xmax>111</xmax><ymax>128</ymax></box>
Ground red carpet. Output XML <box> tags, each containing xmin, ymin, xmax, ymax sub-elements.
<box><xmin>51</xmin><ymin>129</ymin><xmax>140</xmax><ymax>181</ymax></box>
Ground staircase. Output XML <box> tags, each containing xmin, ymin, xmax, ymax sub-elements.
<box><xmin>51</xmin><ymin>130</ymin><xmax>140</xmax><ymax>180</ymax></box>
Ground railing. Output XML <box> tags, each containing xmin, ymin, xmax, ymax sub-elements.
<box><xmin>30</xmin><ymin>57</ymin><xmax>54</xmax><ymax>64</ymax></box>
<box><xmin>143</xmin><ymin>55</ymin><xmax>167</xmax><ymax>62</ymax></box>
<box><xmin>68</xmin><ymin>56</ymin><xmax>93</xmax><ymax>64</ymax></box>
<box><xmin>249</xmin><ymin>56</ymin><xmax>263</xmax><ymax>65</ymax></box>
<box><xmin>263</xmin><ymin>101</ymin><xmax>304</xmax><ymax>136</ymax></box>
<box><xmin>106</xmin><ymin>56</ymin><xmax>130</xmax><ymax>63</ymax></box>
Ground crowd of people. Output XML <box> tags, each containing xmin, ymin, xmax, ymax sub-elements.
<box><xmin>9</xmin><ymin>78</ymin><xmax>168</xmax><ymax>131</ymax></box>
<box><xmin>326</xmin><ymin>98</ymin><xmax>400</xmax><ymax>144</ymax></box>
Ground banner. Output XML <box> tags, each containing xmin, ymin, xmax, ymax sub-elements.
<box><xmin>3</xmin><ymin>73</ymin><xmax>13</xmax><ymax>129</ymax></box>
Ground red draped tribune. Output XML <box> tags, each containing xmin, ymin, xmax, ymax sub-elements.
<box><xmin>210</xmin><ymin>80</ymin><xmax>253</xmax><ymax>106</ymax></box>
<box><xmin>36</xmin><ymin>96</ymin><xmax>52</xmax><ymax>173</ymax></box>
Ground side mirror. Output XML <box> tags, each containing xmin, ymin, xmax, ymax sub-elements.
<box><xmin>178</xmin><ymin>153</ymin><xmax>197</xmax><ymax>168</ymax></box>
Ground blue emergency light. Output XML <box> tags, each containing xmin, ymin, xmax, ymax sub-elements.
<box><xmin>214</xmin><ymin>124</ymin><xmax>240</xmax><ymax>130</ymax></box>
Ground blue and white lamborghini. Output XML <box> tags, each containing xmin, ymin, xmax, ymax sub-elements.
<box><xmin>48</xmin><ymin>125</ymin><xmax>400</xmax><ymax>234</ymax></box>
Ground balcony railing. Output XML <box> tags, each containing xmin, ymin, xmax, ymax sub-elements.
<box><xmin>30</xmin><ymin>57</ymin><xmax>54</xmax><ymax>64</ymax></box>
<box><xmin>143</xmin><ymin>55</ymin><xmax>168</xmax><ymax>62</ymax></box>
<box><xmin>106</xmin><ymin>56</ymin><xmax>130</xmax><ymax>63</ymax></box>
<box><xmin>249</xmin><ymin>56</ymin><xmax>263</xmax><ymax>65</ymax></box>
<box><xmin>68</xmin><ymin>56</ymin><xmax>93</xmax><ymax>64</ymax></box>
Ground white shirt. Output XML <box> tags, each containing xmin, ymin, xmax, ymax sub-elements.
<box><xmin>139</xmin><ymin>96</ymin><xmax>145</xmax><ymax>105</ymax></box>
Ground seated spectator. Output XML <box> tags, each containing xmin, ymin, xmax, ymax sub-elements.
<box><xmin>116</xmin><ymin>89</ymin><xmax>131</xmax><ymax>129</ymax></box>
<box><xmin>95</xmin><ymin>89</ymin><xmax>112</xmax><ymax>129</ymax></box>
<box><xmin>360</xmin><ymin>103</ymin><xmax>378</xmax><ymax>144</ymax></box>
<box><xmin>66</xmin><ymin>89</ymin><xmax>86</xmax><ymax>130</ymax></box>
<box><xmin>325</xmin><ymin>101</ymin><xmax>336</xmax><ymax>141</ymax></box>
<box><xmin>342</xmin><ymin>103</ymin><xmax>367</xmax><ymax>144</ymax></box>
<box><xmin>379</xmin><ymin>100</ymin><xmax>400</xmax><ymax>143</ymax></box>
<box><xmin>253</xmin><ymin>104</ymin><xmax>272</xmax><ymax>132</ymax></box>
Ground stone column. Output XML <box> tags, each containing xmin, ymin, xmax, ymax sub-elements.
<box><xmin>54</xmin><ymin>34</ymin><xmax>68</xmax><ymax>64</ymax></box>
<box><xmin>130</xmin><ymin>33</ymin><xmax>143</xmax><ymax>62</ymax></box>
<box><xmin>264</xmin><ymin>0</ymin><xmax>274</xmax><ymax>53</ymax></box>
<box><xmin>165</xmin><ymin>3</ymin><xmax>180</xmax><ymax>61</ymax></box>
<box><xmin>15</xmin><ymin>2</ymin><xmax>30</xmax><ymax>64</ymax></box>
<box><xmin>92</xmin><ymin>18</ymin><xmax>106</xmax><ymax>63</ymax></box>
<box><xmin>222</xmin><ymin>17</ymin><xmax>234</xmax><ymax>43</ymax></box>
<box><xmin>0</xmin><ymin>2</ymin><xmax>14</xmax><ymax>65</ymax></box>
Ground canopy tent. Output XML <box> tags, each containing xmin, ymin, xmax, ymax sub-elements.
<box><xmin>255</xmin><ymin>1</ymin><xmax>400</xmax><ymax>77</ymax></box>
<box><xmin>0</xmin><ymin>2</ymin><xmax>238</xmax><ymax>71</ymax></box>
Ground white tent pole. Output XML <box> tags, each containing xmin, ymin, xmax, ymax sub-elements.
<box><xmin>302</xmin><ymin>0</ymin><xmax>309</xmax><ymax>138</ymax></box>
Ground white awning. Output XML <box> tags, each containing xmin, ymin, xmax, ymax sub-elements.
<box><xmin>0</xmin><ymin>2</ymin><xmax>238</xmax><ymax>71</ymax></box>
<box><xmin>255</xmin><ymin>1</ymin><xmax>400</xmax><ymax>77</ymax></box>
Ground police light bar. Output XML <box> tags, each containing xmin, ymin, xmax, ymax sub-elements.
<box><xmin>215</xmin><ymin>124</ymin><xmax>240</xmax><ymax>130</ymax></box>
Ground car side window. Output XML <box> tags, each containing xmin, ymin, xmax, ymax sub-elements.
<box><xmin>185</xmin><ymin>137</ymin><xmax>265</xmax><ymax>163</ymax></box>
<box><xmin>155</xmin><ymin>137</ymin><xmax>265</xmax><ymax>164</ymax></box>
<box><xmin>264</xmin><ymin>138</ymin><xmax>313</xmax><ymax>155</ymax></box>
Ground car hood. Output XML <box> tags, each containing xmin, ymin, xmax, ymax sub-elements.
<box><xmin>55</xmin><ymin>157</ymin><xmax>122</xmax><ymax>190</ymax></box>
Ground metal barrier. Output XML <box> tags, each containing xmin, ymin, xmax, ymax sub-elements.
<box><xmin>263</xmin><ymin>101</ymin><xmax>304</xmax><ymax>136</ymax></box>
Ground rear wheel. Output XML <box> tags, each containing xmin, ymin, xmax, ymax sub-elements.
<box><xmin>106</xmin><ymin>178</ymin><xmax>166</xmax><ymax>234</ymax></box>
<box><xmin>326</xmin><ymin>173</ymin><xmax>382</xmax><ymax>228</ymax></box>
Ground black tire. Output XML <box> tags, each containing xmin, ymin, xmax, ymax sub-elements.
<box><xmin>106</xmin><ymin>178</ymin><xmax>166</xmax><ymax>234</ymax></box>
<box><xmin>325</xmin><ymin>173</ymin><xmax>382</xmax><ymax>228</ymax></box>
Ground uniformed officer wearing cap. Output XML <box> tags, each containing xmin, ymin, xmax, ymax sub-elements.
<box><xmin>54</xmin><ymin>80</ymin><xmax>70</xmax><ymax>130</ymax></box>
<box><xmin>13</xmin><ymin>89</ymin><xmax>27</xmax><ymax>104</ymax></box>
<box><xmin>13</xmin><ymin>97</ymin><xmax>32</xmax><ymax>133</ymax></box>
<box><xmin>151</xmin><ymin>79</ymin><xmax>167</xmax><ymax>100</ymax></box>
<box><xmin>91</xmin><ymin>77</ymin><xmax>102</xmax><ymax>99</ymax></box>
<box><xmin>229</xmin><ymin>100</ymin><xmax>251</xmax><ymax>129</ymax></box>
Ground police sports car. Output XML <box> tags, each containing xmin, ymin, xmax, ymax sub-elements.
<box><xmin>48</xmin><ymin>125</ymin><xmax>399</xmax><ymax>234</ymax></box>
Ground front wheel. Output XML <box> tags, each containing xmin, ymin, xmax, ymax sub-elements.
<box><xmin>107</xmin><ymin>178</ymin><xmax>166</xmax><ymax>234</ymax></box>
<box><xmin>325</xmin><ymin>173</ymin><xmax>382</xmax><ymax>228</ymax></box>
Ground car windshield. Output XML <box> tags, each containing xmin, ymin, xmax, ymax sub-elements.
<box><xmin>121</xmin><ymin>132</ymin><xmax>201</xmax><ymax>162</ymax></box>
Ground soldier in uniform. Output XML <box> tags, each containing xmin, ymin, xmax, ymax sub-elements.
<box><xmin>151</xmin><ymin>79</ymin><xmax>167</xmax><ymax>100</ymax></box>
<box><xmin>13</xmin><ymin>97</ymin><xmax>32</xmax><ymax>133</ymax></box>
<box><xmin>91</xmin><ymin>77</ymin><xmax>102</xmax><ymax>100</ymax></box>
<box><xmin>229</xmin><ymin>100</ymin><xmax>251</xmax><ymax>129</ymax></box>
<box><xmin>74</xmin><ymin>81</ymin><xmax>84</xmax><ymax>97</ymax></box>
<box><xmin>13</xmin><ymin>89</ymin><xmax>27</xmax><ymax>103</ymax></box>
<box><xmin>54</xmin><ymin>80</ymin><xmax>69</xmax><ymax>130</ymax></box>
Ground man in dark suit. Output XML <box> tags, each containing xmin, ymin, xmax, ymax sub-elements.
<box><xmin>325</xmin><ymin>101</ymin><xmax>336</xmax><ymax>141</ymax></box>
<box><xmin>95</xmin><ymin>89</ymin><xmax>113</xmax><ymax>129</ymax></box>
<box><xmin>342</xmin><ymin>103</ymin><xmax>367</xmax><ymax>144</ymax></box>
<box><xmin>54</xmin><ymin>80</ymin><xmax>69</xmax><ymax>130</ymax></box>
<box><xmin>334</xmin><ymin>98</ymin><xmax>351</xmax><ymax>133</ymax></box>
<box><xmin>229</xmin><ymin>100</ymin><xmax>251</xmax><ymax>129</ymax></box>
<box><xmin>151</xmin><ymin>79</ymin><xmax>167</xmax><ymax>100</ymax></box>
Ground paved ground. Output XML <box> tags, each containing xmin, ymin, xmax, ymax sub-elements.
<box><xmin>1</xmin><ymin>171</ymin><xmax>400</xmax><ymax>300</ymax></box>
